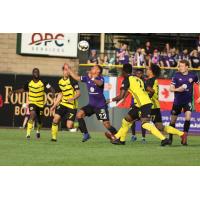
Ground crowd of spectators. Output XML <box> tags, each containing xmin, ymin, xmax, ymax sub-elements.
<box><xmin>86</xmin><ymin>36</ymin><xmax>200</xmax><ymax>77</ymax></box>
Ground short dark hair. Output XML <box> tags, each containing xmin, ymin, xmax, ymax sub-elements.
<box><xmin>150</xmin><ymin>64</ymin><xmax>161</xmax><ymax>77</ymax></box>
<box><xmin>95</xmin><ymin>65</ymin><xmax>103</xmax><ymax>74</ymax></box>
<box><xmin>123</xmin><ymin>63</ymin><xmax>132</xmax><ymax>74</ymax></box>
<box><xmin>32</xmin><ymin>68</ymin><xmax>39</xmax><ymax>73</ymax></box>
<box><xmin>135</xmin><ymin>68</ymin><xmax>144</xmax><ymax>73</ymax></box>
<box><xmin>179</xmin><ymin>59</ymin><xmax>190</xmax><ymax>67</ymax></box>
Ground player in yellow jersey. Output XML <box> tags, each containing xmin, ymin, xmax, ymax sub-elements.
<box><xmin>50</xmin><ymin>63</ymin><xmax>81</xmax><ymax>142</ymax></box>
<box><xmin>145</xmin><ymin>64</ymin><xmax>187</xmax><ymax>144</ymax></box>
<box><xmin>9</xmin><ymin>68</ymin><xmax>55</xmax><ymax>139</ymax></box>
<box><xmin>105</xmin><ymin>64</ymin><xmax>170</xmax><ymax>146</ymax></box>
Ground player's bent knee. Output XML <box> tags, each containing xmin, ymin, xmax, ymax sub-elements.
<box><xmin>185</xmin><ymin>114</ymin><xmax>191</xmax><ymax>121</ymax></box>
<box><xmin>53</xmin><ymin>119</ymin><xmax>59</xmax><ymax>124</ymax></box>
<box><xmin>53</xmin><ymin>116</ymin><xmax>60</xmax><ymax>124</ymax></box>
<box><xmin>125</xmin><ymin>114</ymin><xmax>133</xmax><ymax>122</ymax></box>
<box><xmin>76</xmin><ymin>110</ymin><xmax>85</xmax><ymax>119</ymax></box>
<box><xmin>76</xmin><ymin>114</ymin><xmax>82</xmax><ymax>119</ymax></box>
<box><xmin>103</xmin><ymin>121</ymin><xmax>110</xmax><ymax>128</ymax></box>
<box><xmin>155</xmin><ymin>123</ymin><xmax>164</xmax><ymax>131</ymax></box>
<box><xmin>67</xmin><ymin>124</ymin><xmax>73</xmax><ymax>129</ymax></box>
<box><xmin>141</xmin><ymin>118</ymin><xmax>150</xmax><ymax>124</ymax></box>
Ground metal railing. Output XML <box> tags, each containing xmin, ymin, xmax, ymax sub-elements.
<box><xmin>79</xmin><ymin>63</ymin><xmax>200</xmax><ymax>79</ymax></box>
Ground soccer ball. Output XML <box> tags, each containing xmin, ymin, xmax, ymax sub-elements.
<box><xmin>78</xmin><ymin>40</ymin><xmax>89</xmax><ymax>51</ymax></box>
<box><xmin>182</xmin><ymin>84</ymin><xmax>187</xmax><ymax>89</ymax></box>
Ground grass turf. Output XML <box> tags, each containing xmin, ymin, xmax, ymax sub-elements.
<box><xmin>0</xmin><ymin>128</ymin><xmax>200</xmax><ymax>166</ymax></box>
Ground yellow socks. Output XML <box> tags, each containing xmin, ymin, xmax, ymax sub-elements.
<box><xmin>26</xmin><ymin>120</ymin><xmax>33</xmax><ymax>137</ymax></box>
<box><xmin>115</xmin><ymin>119</ymin><xmax>132</xmax><ymax>142</ymax></box>
<box><xmin>164</xmin><ymin>126</ymin><xmax>184</xmax><ymax>136</ymax></box>
<box><xmin>142</xmin><ymin>122</ymin><xmax>165</xmax><ymax>140</ymax></box>
<box><xmin>51</xmin><ymin>123</ymin><xmax>58</xmax><ymax>140</ymax></box>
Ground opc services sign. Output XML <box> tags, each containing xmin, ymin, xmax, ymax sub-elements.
<box><xmin>17</xmin><ymin>33</ymin><xmax>78</xmax><ymax>57</ymax></box>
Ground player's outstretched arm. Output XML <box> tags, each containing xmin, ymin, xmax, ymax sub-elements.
<box><xmin>107</xmin><ymin>76</ymin><xmax>129</xmax><ymax>104</ymax></box>
<box><xmin>93</xmin><ymin>78</ymin><xmax>103</xmax><ymax>87</ymax></box>
<box><xmin>108</xmin><ymin>89</ymin><xmax>126</xmax><ymax>104</ymax></box>
<box><xmin>67</xmin><ymin>90</ymin><xmax>81</xmax><ymax>103</ymax></box>
<box><xmin>50</xmin><ymin>93</ymin><xmax>63</xmax><ymax>112</ymax></box>
<box><xmin>67</xmin><ymin>67</ymin><xmax>81</xmax><ymax>82</ymax></box>
<box><xmin>146</xmin><ymin>86</ymin><xmax>155</xmax><ymax>97</ymax></box>
<box><xmin>170</xmin><ymin>84</ymin><xmax>185</xmax><ymax>92</ymax></box>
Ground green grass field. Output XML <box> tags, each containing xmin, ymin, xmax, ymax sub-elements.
<box><xmin>0</xmin><ymin>128</ymin><xmax>200</xmax><ymax>166</ymax></box>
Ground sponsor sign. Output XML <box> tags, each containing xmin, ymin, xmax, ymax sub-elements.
<box><xmin>17</xmin><ymin>33</ymin><xmax>78</xmax><ymax>57</ymax></box>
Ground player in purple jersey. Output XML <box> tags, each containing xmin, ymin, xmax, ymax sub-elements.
<box><xmin>66</xmin><ymin>64</ymin><xmax>118</xmax><ymax>142</ymax></box>
<box><xmin>169</xmin><ymin>60</ymin><xmax>200</xmax><ymax>145</ymax></box>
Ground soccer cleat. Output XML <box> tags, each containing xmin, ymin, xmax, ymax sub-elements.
<box><xmin>36</xmin><ymin>133</ymin><xmax>40</xmax><ymax>139</ymax></box>
<box><xmin>131</xmin><ymin>135</ymin><xmax>137</xmax><ymax>142</ymax></box>
<box><xmin>82</xmin><ymin>133</ymin><xmax>91</xmax><ymax>142</ymax></box>
<box><xmin>111</xmin><ymin>139</ymin><xmax>126</xmax><ymax>145</ymax></box>
<box><xmin>26</xmin><ymin>135</ymin><xmax>30</xmax><ymax>140</ymax></box>
<box><xmin>181</xmin><ymin>132</ymin><xmax>188</xmax><ymax>146</ymax></box>
<box><xmin>105</xmin><ymin>131</ymin><xmax>117</xmax><ymax>141</ymax></box>
<box><xmin>119</xmin><ymin>141</ymin><xmax>126</xmax><ymax>145</ymax></box>
<box><xmin>51</xmin><ymin>139</ymin><xmax>57</xmax><ymax>142</ymax></box>
<box><xmin>111</xmin><ymin>138</ymin><xmax>121</xmax><ymax>145</ymax></box>
<box><xmin>161</xmin><ymin>138</ymin><xmax>170</xmax><ymax>146</ymax></box>
<box><xmin>141</xmin><ymin>138</ymin><xmax>146</xmax><ymax>144</ymax></box>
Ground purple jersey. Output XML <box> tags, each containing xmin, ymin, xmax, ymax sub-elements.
<box><xmin>80</xmin><ymin>75</ymin><xmax>106</xmax><ymax>108</ymax></box>
<box><xmin>116</xmin><ymin>48</ymin><xmax>129</xmax><ymax>64</ymax></box>
<box><xmin>161</xmin><ymin>55</ymin><xmax>169</xmax><ymax>67</ymax></box>
<box><xmin>168</xmin><ymin>55</ymin><xmax>177</xmax><ymax>67</ymax></box>
<box><xmin>171</xmin><ymin>72</ymin><xmax>199</xmax><ymax>105</ymax></box>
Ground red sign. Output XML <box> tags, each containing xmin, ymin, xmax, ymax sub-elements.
<box><xmin>116</xmin><ymin>76</ymin><xmax>132</xmax><ymax>108</ymax></box>
<box><xmin>194</xmin><ymin>84</ymin><xmax>200</xmax><ymax>112</ymax></box>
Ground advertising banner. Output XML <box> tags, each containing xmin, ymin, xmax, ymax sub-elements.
<box><xmin>161</xmin><ymin>111</ymin><xmax>200</xmax><ymax>133</ymax></box>
<box><xmin>17</xmin><ymin>33</ymin><xmax>78</xmax><ymax>57</ymax></box>
<box><xmin>104</xmin><ymin>76</ymin><xmax>117</xmax><ymax>107</ymax></box>
<box><xmin>134</xmin><ymin>111</ymin><xmax>200</xmax><ymax>134</ymax></box>
<box><xmin>0</xmin><ymin>74</ymin><xmax>59</xmax><ymax>127</ymax></box>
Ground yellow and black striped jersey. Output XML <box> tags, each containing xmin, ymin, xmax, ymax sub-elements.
<box><xmin>145</xmin><ymin>77</ymin><xmax>160</xmax><ymax>109</ymax></box>
<box><xmin>121</xmin><ymin>75</ymin><xmax>152</xmax><ymax>108</ymax></box>
<box><xmin>58</xmin><ymin>77</ymin><xmax>80</xmax><ymax>109</ymax></box>
<box><xmin>24</xmin><ymin>79</ymin><xmax>51</xmax><ymax>108</ymax></box>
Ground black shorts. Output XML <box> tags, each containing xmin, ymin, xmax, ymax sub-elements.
<box><xmin>150</xmin><ymin>108</ymin><xmax>162</xmax><ymax>123</ymax></box>
<box><xmin>128</xmin><ymin>103</ymin><xmax>152</xmax><ymax>121</ymax></box>
<box><xmin>81</xmin><ymin>104</ymin><xmax>109</xmax><ymax>121</ymax></box>
<box><xmin>171</xmin><ymin>102</ymin><xmax>193</xmax><ymax>116</ymax></box>
<box><xmin>55</xmin><ymin>104</ymin><xmax>77</xmax><ymax>121</ymax></box>
<box><xmin>29</xmin><ymin>104</ymin><xmax>43</xmax><ymax>117</ymax></box>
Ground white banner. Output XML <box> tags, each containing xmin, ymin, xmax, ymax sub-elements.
<box><xmin>19</xmin><ymin>33</ymin><xmax>78</xmax><ymax>57</ymax></box>
<box><xmin>104</xmin><ymin>76</ymin><xmax>117</xmax><ymax>108</ymax></box>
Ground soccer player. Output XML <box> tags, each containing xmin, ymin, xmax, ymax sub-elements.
<box><xmin>9</xmin><ymin>68</ymin><xmax>55</xmax><ymax>139</ymax></box>
<box><xmin>50</xmin><ymin>64</ymin><xmax>81</xmax><ymax>142</ymax></box>
<box><xmin>169</xmin><ymin>60</ymin><xmax>200</xmax><ymax>145</ymax></box>
<box><xmin>66</xmin><ymin>64</ymin><xmax>118</xmax><ymax>142</ymax></box>
<box><xmin>145</xmin><ymin>64</ymin><xmax>186</xmax><ymax>144</ymax></box>
<box><xmin>105</xmin><ymin>64</ymin><xmax>170</xmax><ymax>146</ymax></box>
<box><xmin>130</xmin><ymin>68</ymin><xmax>146</xmax><ymax>143</ymax></box>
